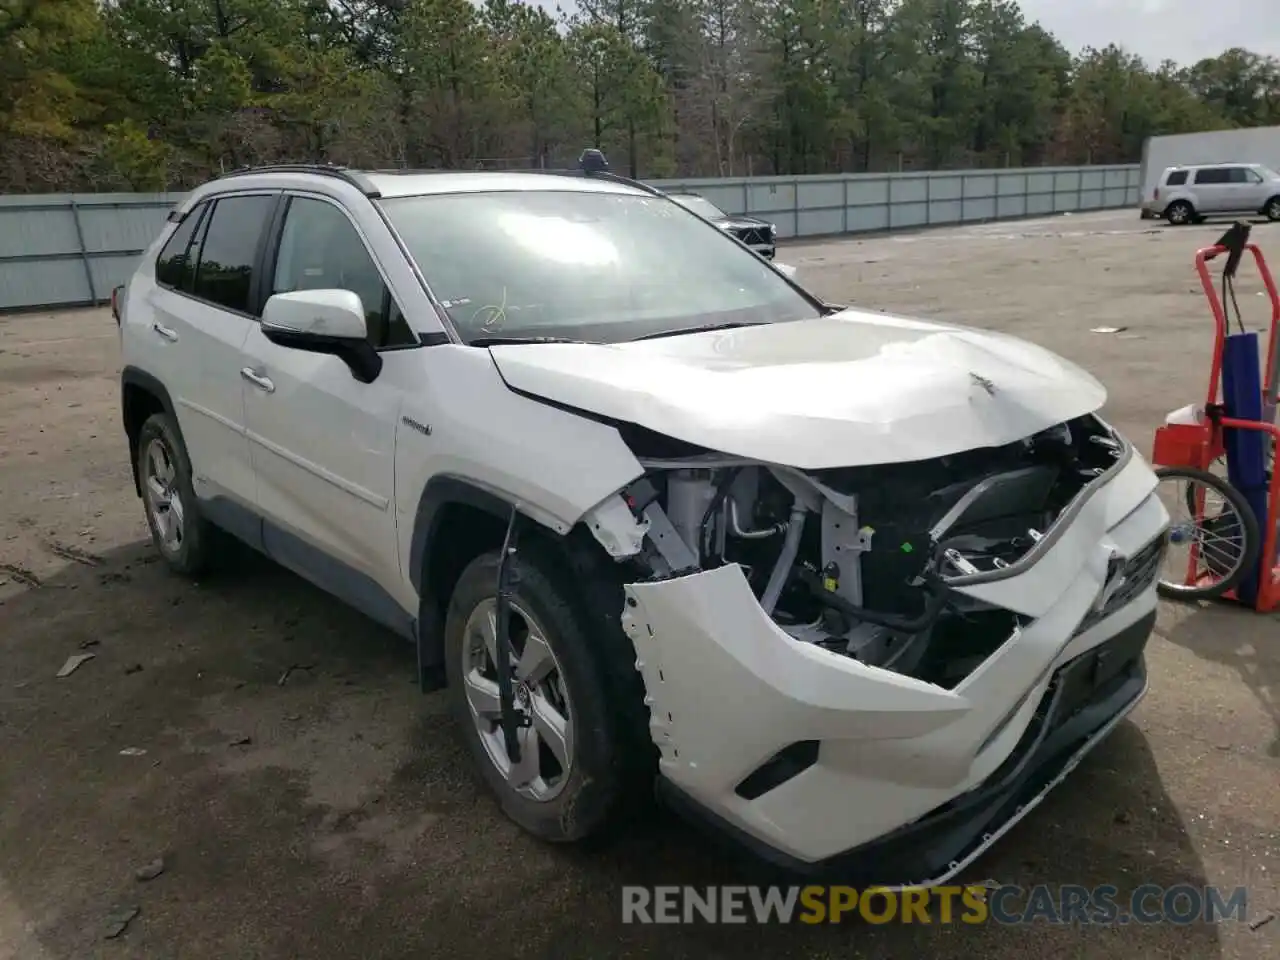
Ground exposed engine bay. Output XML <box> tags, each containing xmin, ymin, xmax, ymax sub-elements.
<box><xmin>616</xmin><ymin>414</ymin><xmax>1128</xmax><ymax>689</ymax></box>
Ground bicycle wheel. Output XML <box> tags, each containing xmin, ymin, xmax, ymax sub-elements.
<box><xmin>1185</xmin><ymin>450</ymin><xmax>1273</xmax><ymax>516</ymax></box>
<box><xmin>1157</xmin><ymin>465</ymin><xmax>1262</xmax><ymax>601</ymax></box>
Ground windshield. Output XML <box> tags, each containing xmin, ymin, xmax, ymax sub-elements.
<box><xmin>1260</xmin><ymin>166</ymin><xmax>1280</xmax><ymax>180</ymax></box>
<box><xmin>669</xmin><ymin>194</ymin><xmax>727</xmax><ymax>220</ymax></box>
<box><xmin>380</xmin><ymin>190</ymin><xmax>819</xmax><ymax>344</ymax></box>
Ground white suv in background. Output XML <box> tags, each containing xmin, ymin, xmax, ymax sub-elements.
<box><xmin>113</xmin><ymin>152</ymin><xmax>1168</xmax><ymax>886</ymax></box>
<box><xmin>1145</xmin><ymin>162</ymin><xmax>1280</xmax><ymax>224</ymax></box>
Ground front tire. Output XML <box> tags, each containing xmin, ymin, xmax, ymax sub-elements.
<box><xmin>136</xmin><ymin>412</ymin><xmax>222</xmax><ymax>576</ymax></box>
<box><xmin>1265</xmin><ymin>196</ymin><xmax>1280</xmax><ymax>222</ymax></box>
<box><xmin>1164</xmin><ymin>200</ymin><xmax>1194</xmax><ymax>226</ymax></box>
<box><xmin>443</xmin><ymin>543</ymin><xmax>635</xmax><ymax>843</ymax></box>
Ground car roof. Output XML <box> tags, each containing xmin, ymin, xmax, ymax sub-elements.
<box><xmin>1165</xmin><ymin>162</ymin><xmax>1262</xmax><ymax>171</ymax></box>
<box><xmin>198</xmin><ymin>165</ymin><xmax>653</xmax><ymax>201</ymax></box>
<box><xmin>363</xmin><ymin>170</ymin><xmax>648</xmax><ymax>199</ymax></box>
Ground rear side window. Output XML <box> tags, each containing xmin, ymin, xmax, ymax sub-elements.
<box><xmin>191</xmin><ymin>195</ymin><xmax>275</xmax><ymax>315</ymax></box>
<box><xmin>1194</xmin><ymin>168</ymin><xmax>1231</xmax><ymax>185</ymax></box>
<box><xmin>1165</xmin><ymin>170</ymin><xmax>1188</xmax><ymax>186</ymax></box>
<box><xmin>155</xmin><ymin>202</ymin><xmax>209</xmax><ymax>291</ymax></box>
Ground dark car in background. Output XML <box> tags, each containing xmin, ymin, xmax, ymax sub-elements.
<box><xmin>666</xmin><ymin>192</ymin><xmax>777</xmax><ymax>259</ymax></box>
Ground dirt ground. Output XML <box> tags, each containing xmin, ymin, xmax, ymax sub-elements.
<box><xmin>2</xmin><ymin>209</ymin><xmax>1279</xmax><ymax>959</ymax></box>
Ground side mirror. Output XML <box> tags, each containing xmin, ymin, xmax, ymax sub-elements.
<box><xmin>773</xmin><ymin>262</ymin><xmax>798</xmax><ymax>279</ymax></box>
<box><xmin>260</xmin><ymin>289</ymin><xmax>382</xmax><ymax>383</ymax></box>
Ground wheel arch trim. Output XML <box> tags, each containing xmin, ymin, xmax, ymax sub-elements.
<box><xmin>409</xmin><ymin>473</ymin><xmax>575</xmax><ymax>690</ymax></box>
<box><xmin>121</xmin><ymin>366</ymin><xmax>179</xmax><ymax>496</ymax></box>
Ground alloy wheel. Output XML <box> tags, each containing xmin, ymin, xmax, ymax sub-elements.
<box><xmin>142</xmin><ymin>436</ymin><xmax>185</xmax><ymax>555</ymax></box>
<box><xmin>460</xmin><ymin>596</ymin><xmax>574</xmax><ymax>801</ymax></box>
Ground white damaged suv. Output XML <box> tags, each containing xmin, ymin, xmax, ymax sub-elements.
<box><xmin>115</xmin><ymin>151</ymin><xmax>1170</xmax><ymax>886</ymax></box>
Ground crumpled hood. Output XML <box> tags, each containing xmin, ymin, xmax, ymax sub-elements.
<box><xmin>488</xmin><ymin>309</ymin><xmax>1107</xmax><ymax>469</ymax></box>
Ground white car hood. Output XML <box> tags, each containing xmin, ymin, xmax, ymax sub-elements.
<box><xmin>488</xmin><ymin>309</ymin><xmax>1107</xmax><ymax>469</ymax></box>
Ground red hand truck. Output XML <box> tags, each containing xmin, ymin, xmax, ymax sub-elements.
<box><xmin>1150</xmin><ymin>225</ymin><xmax>1280</xmax><ymax>609</ymax></box>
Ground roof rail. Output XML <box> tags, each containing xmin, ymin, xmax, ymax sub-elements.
<box><xmin>588</xmin><ymin>169</ymin><xmax>666</xmax><ymax>197</ymax></box>
<box><xmin>214</xmin><ymin>163</ymin><xmax>381</xmax><ymax>198</ymax></box>
<box><xmin>514</xmin><ymin>167</ymin><xmax>666</xmax><ymax>197</ymax></box>
<box><xmin>212</xmin><ymin>152</ymin><xmax>664</xmax><ymax>200</ymax></box>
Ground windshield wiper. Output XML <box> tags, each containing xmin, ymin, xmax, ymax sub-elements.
<box><xmin>629</xmin><ymin>321</ymin><xmax>769</xmax><ymax>342</ymax></box>
<box><xmin>468</xmin><ymin>335</ymin><xmax>586</xmax><ymax>347</ymax></box>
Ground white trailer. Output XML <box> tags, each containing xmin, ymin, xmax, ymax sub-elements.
<box><xmin>1139</xmin><ymin>125</ymin><xmax>1280</xmax><ymax>215</ymax></box>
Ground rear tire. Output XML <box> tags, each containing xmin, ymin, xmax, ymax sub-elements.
<box><xmin>442</xmin><ymin>541</ymin><xmax>643</xmax><ymax>843</ymax></box>
<box><xmin>1164</xmin><ymin>200</ymin><xmax>1194</xmax><ymax>226</ymax></box>
<box><xmin>136</xmin><ymin>412</ymin><xmax>225</xmax><ymax>576</ymax></box>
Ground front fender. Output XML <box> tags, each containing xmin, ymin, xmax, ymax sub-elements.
<box><xmin>398</xmin><ymin>345</ymin><xmax>645</xmax><ymax>591</ymax></box>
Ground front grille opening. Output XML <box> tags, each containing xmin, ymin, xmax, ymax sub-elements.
<box><xmin>735</xmin><ymin>740</ymin><xmax>821</xmax><ymax>800</ymax></box>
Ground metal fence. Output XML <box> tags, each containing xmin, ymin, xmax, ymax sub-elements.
<box><xmin>0</xmin><ymin>164</ymin><xmax>1140</xmax><ymax>312</ymax></box>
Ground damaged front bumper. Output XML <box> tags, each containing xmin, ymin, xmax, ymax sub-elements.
<box><xmin>620</xmin><ymin>453</ymin><xmax>1169</xmax><ymax>886</ymax></box>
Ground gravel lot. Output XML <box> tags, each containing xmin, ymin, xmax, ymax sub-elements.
<box><xmin>2</xmin><ymin>210</ymin><xmax>1279</xmax><ymax>959</ymax></box>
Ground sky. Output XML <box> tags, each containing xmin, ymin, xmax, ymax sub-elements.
<box><xmin>985</xmin><ymin>0</ymin><xmax>1278</xmax><ymax>68</ymax></box>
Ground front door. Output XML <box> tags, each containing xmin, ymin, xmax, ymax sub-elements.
<box><xmin>1236</xmin><ymin>167</ymin><xmax>1271</xmax><ymax>213</ymax></box>
<box><xmin>240</xmin><ymin>193</ymin><xmax>422</xmax><ymax>633</ymax></box>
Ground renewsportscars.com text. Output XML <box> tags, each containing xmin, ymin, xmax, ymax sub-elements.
<box><xmin>621</xmin><ymin>884</ymin><xmax>1252</xmax><ymax>926</ymax></box>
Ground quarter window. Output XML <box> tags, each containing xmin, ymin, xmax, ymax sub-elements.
<box><xmin>154</xmin><ymin>202</ymin><xmax>209</xmax><ymax>291</ymax></box>
<box><xmin>270</xmin><ymin>196</ymin><xmax>416</xmax><ymax>348</ymax></box>
<box><xmin>191</xmin><ymin>195</ymin><xmax>275</xmax><ymax>314</ymax></box>
<box><xmin>1165</xmin><ymin>170</ymin><xmax>1188</xmax><ymax>186</ymax></box>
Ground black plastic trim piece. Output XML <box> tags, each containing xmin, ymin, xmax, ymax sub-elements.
<box><xmin>407</xmin><ymin>476</ymin><xmax>525</xmax><ymax>689</ymax></box>
<box><xmin>195</xmin><ymin>495</ymin><xmax>413</xmax><ymax>638</ymax></box>
<box><xmin>408</xmin><ymin>476</ymin><xmax>516</xmax><ymax>596</ymax></box>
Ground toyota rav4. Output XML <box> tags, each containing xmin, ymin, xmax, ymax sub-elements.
<box><xmin>115</xmin><ymin>153</ymin><xmax>1170</xmax><ymax>886</ymax></box>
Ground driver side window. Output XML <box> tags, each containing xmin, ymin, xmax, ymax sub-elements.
<box><xmin>270</xmin><ymin>196</ymin><xmax>416</xmax><ymax>348</ymax></box>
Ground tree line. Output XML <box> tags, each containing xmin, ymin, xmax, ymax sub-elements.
<box><xmin>3</xmin><ymin>0</ymin><xmax>1279</xmax><ymax>192</ymax></box>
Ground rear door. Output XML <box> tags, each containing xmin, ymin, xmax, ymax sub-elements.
<box><xmin>148</xmin><ymin>192</ymin><xmax>279</xmax><ymax>537</ymax></box>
